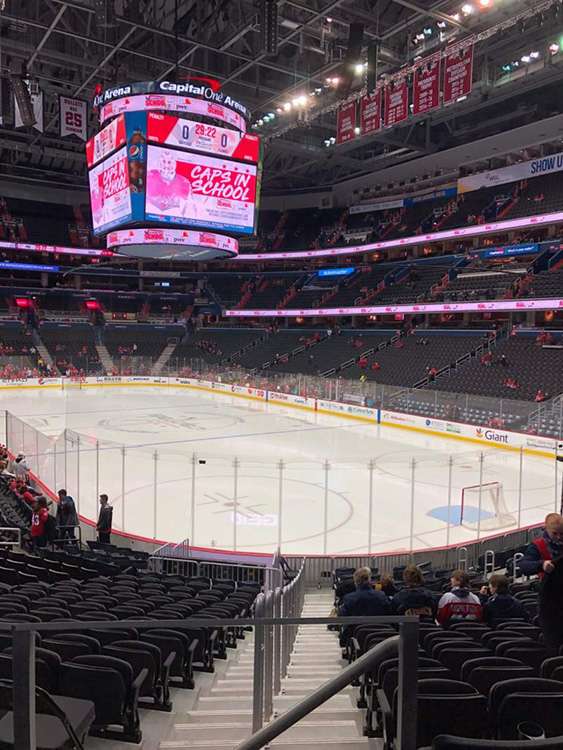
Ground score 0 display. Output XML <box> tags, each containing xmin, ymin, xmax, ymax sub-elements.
<box><xmin>147</xmin><ymin>113</ymin><xmax>259</xmax><ymax>162</ymax></box>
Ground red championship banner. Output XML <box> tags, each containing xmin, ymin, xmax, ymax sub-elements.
<box><xmin>384</xmin><ymin>79</ymin><xmax>408</xmax><ymax>127</ymax></box>
<box><xmin>360</xmin><ymin>90</ymin><xmax>381</xmax><ymax>135</ymax></box>
<box><xmin>336</xmin><ymin>101</ymin><xmax>356</xmax><ymax>144</ymax></box>
<box><xmin>412</xmin><ymin>58</ymin><xmax>441</xmax><ymax>115</ymax></box>
<box><xmin>443</xmin><ymin>44</ymin><xmax>474</xmax><ymax>104</ymax></box>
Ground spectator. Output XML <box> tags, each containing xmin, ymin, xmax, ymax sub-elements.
<box><xmin>499</xmin><ymin>354</ymin><xmax>509</xmax><ymax>367</ymax></box>
<box><xmin>56</xmin><ymin>488</ymin><xmax>78</xmax><ymax>544</ymax></box>
<box><xmin>378</xmin><ymin>573</ymin><xmax>397</xmax><ymax>598</ymax></box>
<box><xmin>479</xmin><ymin>574</ymin><xmax>527</xmax><ymax>626</ymax></box>
<box><xmin>437</xmin><ymin>569</ymin><xmax>483</xmax><ymax>626</ymax></box>
<box><xmin>520</xmin><ymin>512</ymin><xmax>563</xmax><ymax>578</ymax></box>
<box><xmin>535</xmin><ymin>388</ymin><xmax>548</xmax><ymax>402</ymax></box>
<box><xmin>392</xmin><ymin>565</ymin><xmax>437</xmax><ymax>619</ymax></box>
<box><xmin>12</xmin><ymin>454</ymin><xmax>28</xmax><ymax>481</ymax></box>
<box><xmin>338</xmin><ymin>566</ymin><xmax>391</xmax><ymax>646</ymax></box>
<box><xmin>30</xmin><ymin>496</ymin><xmax>50</xmax><ymax>551</ymax></box>
<box><xmin>96</xmin><ymin>493</ymin><xmax>113</xmax><ymax>544</ymax></box>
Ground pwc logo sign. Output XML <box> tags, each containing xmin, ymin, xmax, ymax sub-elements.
<box><xmin>475</xmin><ymin>427</ymin><xmax>509</xmax><ymax>444</ymax></box>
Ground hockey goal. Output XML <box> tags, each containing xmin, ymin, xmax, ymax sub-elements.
<box><xmin>460</xmin><ymin>481</ymin><xmax>516</xmax><ymax>531</ymax></box>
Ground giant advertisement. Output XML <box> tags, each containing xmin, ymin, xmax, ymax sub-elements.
<box><xmin>88</xmin><ymin>147</ymin><xmax>132</xmax><ymax>234</ymax></box>
<box><xmin>145</xmin><ymin>146</ymin><xmax>257</xmax><ymax>234</ymax></box>
<box><xmin>147</xmin><ymin>113</ymin><xmax>260</xmax><ymax>162</ymax></box>
<box><xmin>458</xmin><ymin>150</ymin><xmax>563</xmax><ymax>193</ymax></box>
<box><xmin>100</xmin><ymin>94</ymin><xmax>247</xmax><ymax>132</ymax></box>
<box><xmin>86</xmin><ymin>114</ymin><xmax>127</xmax><ymax>168</ymax></box>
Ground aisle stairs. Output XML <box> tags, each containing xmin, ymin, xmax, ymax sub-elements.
<box><xmin>159</xmin><ymin>589</ymin><xmax>379</xmax><ymax>749</ymax></box>
<box><xmin>94</xmin><ymin>342</ymin><xmax>114</xmax><ymax>374</ymax></box>
<box><xmin>152</xmin><ymin>341</ymin><xmax>178</xmax><ymax>375</ymax></box>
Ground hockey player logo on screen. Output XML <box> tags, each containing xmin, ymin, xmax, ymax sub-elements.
<box><xmin>147</xmin><ymin>151</ymin><xmax>197</xmax><ymax>219</ymax></box>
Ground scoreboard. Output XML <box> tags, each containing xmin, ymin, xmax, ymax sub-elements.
<box><xmin>86</xmin><ymin>82</ymin><xmax>261</xmax><ymax>253</ymax></box>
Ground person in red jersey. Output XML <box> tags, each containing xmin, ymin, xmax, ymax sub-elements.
<box><xmin>30</xmin><ymin>496</ymin><xmax>50</xmax><ymax>551</ymax></box>
<box><xmin>437</xmin><ymin>569</ymin><xmax>482</xmax><ymax>626</ymax></box>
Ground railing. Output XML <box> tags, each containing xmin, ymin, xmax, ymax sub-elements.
<box><xmin>0</xmin><ymin>527</ymin><xmax>21</xmax><ymax>548</ymax></box>
<box><xmin>4</xmin><ymin>565</ymin><xmax>418</xmax><ymax>750</ymax></box>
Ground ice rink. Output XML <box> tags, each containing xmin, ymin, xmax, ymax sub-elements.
<box><xmin>3</xmin><ymin>385</ymin><xmax>559</xmax><ymax>555</ymax></box>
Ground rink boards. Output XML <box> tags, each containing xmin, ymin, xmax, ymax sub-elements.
<box><xmin>0</xmin><ymin>374</ymin><xmax>556</xmax><ymax>460</ymax></box>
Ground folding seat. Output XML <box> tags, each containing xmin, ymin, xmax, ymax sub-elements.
<box><xmin>431</xmin><ymin>638</ymin><xmax>475</xmax><ymax>660</ymax></box>
<box><xmin>31</xmin><ymin>609</ymin><xmax>71</xmax><ymax>623</ymax></box>
<box><xmin>61</xmin><ymin>634</ymin><xmax>102</xmax><ymax>654</ymax></box>
<box><xmin>0</xmin><ymin>604</ymin><xmax>27</xmax><ymax>616</ymax></box>
<box><xmin>424</xmin><ymin>630</ymin><xmax>469</xmax><ymax>655</ymax></box>
<box><xmin>483</xmin><ymin>633</ymin><xmax>534</xmax><ymax>651</ymax></box>
<box><xmin>460</xmin><ymin>656</ymin><xmax>525</xmax><ymax>682</ymax></box>
<box><xmin>141</xmin><ymin>629</ymin><xmax>198</xmax><ymax>688</ymax></box>
<box><xmin>87</xmin><ymin>628</ymin><xmax>138</xmax><ymax>646</ymax></box>
<box><xmin>58</xmin><ymin>654</ymin><xmax>145</xmax><ymax>743</ymax></box>
<box><xmin>74</xmin><ymin>612</ymin><xmax>118</xmax><ymax>622</ymax></box>
<box><xmin>111</xmin><ymin>605</ymin><xmax>150</xmax><ymax>619</ymax></box>
<box><xmin>388</xmin><ymin>678</ymin><xmax>488</xmax><ymax>749</ymax></box>
<box><xmin>429</xmin><ymin>734</ymin><xmax>563</xmax><ymax>748</ymax></box>
<box><xmin>501</xmin><ymin>644</ymin><xmax>549</xmax><ymax>671</ymax></box>
<box><xmin>541</xmin><ymin>656</ymin><xmax>563</xmax><ymax>679</ymax></box>
<box><xmin>468</xmin><ymin>665</ymin><xmax>536</xmax><ymax>695</ymax></box>
<box><xmin>2</xmin><ymin>648</ymin><xmax>61</xmax><ymax>692</ymax></box>
<box><xmin>438</xmin><ymin>647</ymin><xmax>491</xmax><ymax>680</ymax></box>
<box><xmin>489</xmin><ymin>678</ymin><xmax>563</xmax><ymax>740</ymax></box>
<box><xmin>42</xmin><ymin>639</ymin><xmax>95</xmax><ymax>661</ymax></box>
<box><xmin>449</xmin><ymin>623</ymin><xmax>491</xmax><ymax>641</ymax></box>
<box><xmin>103</xmin><ymin>640</ymin><xmax>173</xmax><ymax>711</ymax></box>
<box><xmin>0</xmin><ymin>613</ymin><xmax>41</xmax><ymax>624</ymax></box>
<box><xmin>69</xmin><ymin>602</ymin><xmax>106</xmax><ymax>617</ymax></box>
<box><xmin>0</xmin><ymin>652</ymin><xmax>54</xmax><ymax>692</ymax></box>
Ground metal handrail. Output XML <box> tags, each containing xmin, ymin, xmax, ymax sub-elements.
<box><xmin>236</xmin><ymin>626</ymin><xmax>417</xmax><ymax>750</ymax></box>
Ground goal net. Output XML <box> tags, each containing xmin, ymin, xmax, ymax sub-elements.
<box><xmin>460</xmin><ymin>481</ymin><xmax>515</xmax><ymax>531</ymax></box>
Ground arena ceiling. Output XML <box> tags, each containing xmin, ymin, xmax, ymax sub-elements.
<box><xmin>2</xmin><ymin>0</ymin><xmax>563</xmax><ymax>194</ymax></box>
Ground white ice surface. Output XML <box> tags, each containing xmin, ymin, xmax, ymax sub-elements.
<box><xmin>3</xmin><ymin>386</ymin><xmax>558</xmax><ymax>554</ymax></box>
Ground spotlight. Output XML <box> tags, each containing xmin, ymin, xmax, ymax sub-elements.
<box><xmin>423</xmin><ymin>27</ymin><xmax>432</xmax><ymax>35</ymax></box>
<box><xmin>437</xmin><ymin>20</ymin><xmax>447</xmax><ymax>28</ymax></box>
<box><xmin>530</xmin><ymin>51</ymin><xmax>540</xmax><ymax>59</ymax></box>
<box><xmin>354</xmin><ymin>126</ymin><xmax>361</xmax><ymax>135</ymax></box>
<box><xmin>521</xmin><ymin>54</ymin><xmax>531</xmax><ymax>63</ymax></box>
<box><xmin>461</xmin><ymin>4</ymin><xmax>474</xmax><ymax>14</ymax></box>
<box><xmin>283</xmin><ymin>101</ymin><xmax>292</xmax><ymax>111</ymax></box>
<box><xmin>479</xmin><ymin>0</ymin><xmax>491</xmax><ymax>7</ymax></box>
<box><xmin>354</xmin><ymin>62</ymin><xmax>365</xmax><ymax>74</ymax></box>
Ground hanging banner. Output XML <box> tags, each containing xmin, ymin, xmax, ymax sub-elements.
<box><xmin>336</xmin><ymin>101</ymin><xmax>356</xmax><ymax>144</ymax></box>
<box><xmin>384</xmin><ymin>79</ymin><xmax>408</xmax><ymax>128</ymax></box>
<box><xmin>360</xmin><ymin>89</ymin><xmax>381</xmax><ymax>135</ymax></box>
<box><xmin>59</xmin><ymin>96</ymin><xmax>88</xmax><ymax>140</ymax></box>
<box><xmin>412</xmin><ymin>58</ymin><xmax>441</xmax><ymax>115</ymax></box>
<box><xmin>443</xmin><ymin>44</ymin><xmax>474</xmax><ymax>104</ymax></box>
<box><xmin>15</xmin><ymin>86</ymin><xmax>43</xmax><ymax>132</ymax></box>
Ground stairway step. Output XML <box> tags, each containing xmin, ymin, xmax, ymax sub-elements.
<box><xmin>197</xmin><ymin>694</ymin><xmax>353</xmax><ymax>710</ymax></box>
<box><xmin>183</xmin><ymin>707</ymin><xmax>362</xmax><ymax>725</ymax></box>
<box><xmin>161</xmin><ymin>738</ymin><xmax>372</xmax><ymax>749</ymax></box>
<box><xmin>164</xmin><ymin>720</ymin><xmax>360</xmax><ymax>744</ymax></box>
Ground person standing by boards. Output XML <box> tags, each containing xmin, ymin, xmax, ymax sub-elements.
<box><xmin>96</xmin><ymin>494</ymin><xmax>113</xmax><ymax>544</ymax></box>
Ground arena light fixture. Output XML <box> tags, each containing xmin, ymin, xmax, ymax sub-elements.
<box><xmin>282</xmin><ymin>101</ymin><xmax>292</xmax><ymax>111</ymax></box>
<box><xmin>461</xmin><ymin>4</ymin><xmax>474</xmax><ymax>15</ymax></box>
<box><xmin>521</xmin><ymin>54</ymin><xmax>531</xmax><ymax>62</ymax></box>
<box><xmin>354</xmin><ymin>62</ymin><xmax>365</xmax><ymax>74</ymax></box>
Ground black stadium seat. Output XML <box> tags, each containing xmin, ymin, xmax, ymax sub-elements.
<box><xmin>58</xmin><ymin>655</ymin><xmax>146</xmax><ymax>743</ymax></box>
